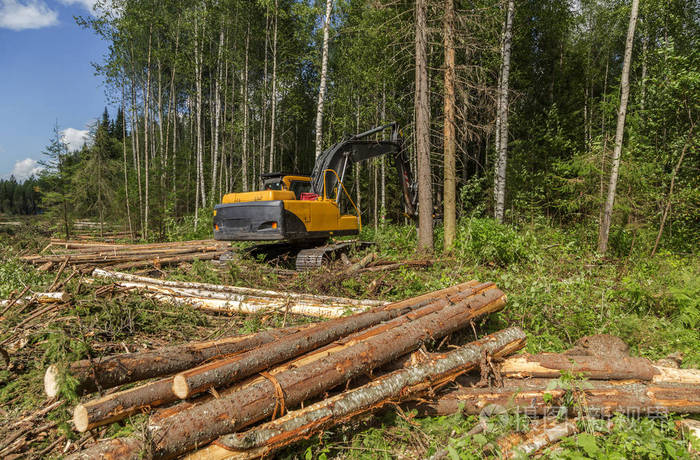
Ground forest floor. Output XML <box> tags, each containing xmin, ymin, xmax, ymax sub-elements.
<box><xmin>1</xmin><ymin>217</ymin><xmax>699</xmax><ymax>459</ymax></box>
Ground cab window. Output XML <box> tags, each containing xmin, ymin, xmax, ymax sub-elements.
<box><xmin>289</xmin><ymin>180</ymin><xmax>311</xmax><ymax>198</ymax></box>
<box><xmin>264</xmin><ymin>180</ymin><xmax>283</xmax><ymax>190</ymax></box>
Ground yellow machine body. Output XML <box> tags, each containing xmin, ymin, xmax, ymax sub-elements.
<box><xmin>214</xmin><ymin>174</ymin><xmax>360</xmax><ymax>241</ymax></box>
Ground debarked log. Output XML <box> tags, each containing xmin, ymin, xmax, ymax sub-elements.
<box><xmin>141</xmin><ymin>292</ymin><xmax>366</xmax><ymax>319</ymax></box>
<box><xmin>75</xmin><ymin>283</ymin><xmax>507</xmax><ymax>459</ymax></box>
<box><xmin>45</xmin><ymin>324</ymin><xmax>314</xmax><ymax>398</ymax></box>
<box><xmin>185</xmin><ymin>327</ymin><xmax>527</xmax><ymax>460</ymax></box>
<box><xmin>414</xmin><ymin>378</ymin><xmax>700</xmax><ymax>417</ymax></box>
<box><xmin>91</xmin><ymin>268</ymin><xmax>388</xmax><ymax>307</ymax></box>
<box><xmin>170</xmin><ymin>282</ymin><xmax>491</xmax><ymax>399</ymax></box>
<box><xmin>0</xmin><ymin>292</ymin><xmax>70</xmax><ymax>308</ymax></box>
<box><xmin>499</xmin><ymin>353</ymin><xmax>700</xmax><ymax>384</ymax></box>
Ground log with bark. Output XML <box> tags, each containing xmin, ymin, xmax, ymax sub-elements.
<box><xmin>71</xmin><ymin>282</ymin><xmax>484</xmax><ymax>431</ymax></box>
<box><xmin>45</xmin><ymin>324</ymin><xmax>315</xmax><ymax>398</ymax></box>
<box><xmin>185</xmin><ymin>327</ymin><xmax>526</xmax><ymax>460</ymax></box>
<box><xmin>170</xmin><ymin>282</ymin><xmax>488</xmax><ymax>399</ymax></box>
<box><xmin>413</xmin><ymin>378</ymin><xmax>700</xmax><ymax>417</ymax></box>
<box><xmin>499</xmin><ymin>352</ymin><xmax>700</xmax><ymax>384</ymax></box>
<box><xmin>72</xmin><ymin>283</ymin><xmax>507</xmax><ymax>458</ymax></box>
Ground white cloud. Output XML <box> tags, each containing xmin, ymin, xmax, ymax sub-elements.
<box><xmin>0</xmin><ymin>0</ymin><xmax>59</xmax><ymax>31</ymax></box>
<box><xmin>10</xmin><ymin>157</ymin><xmax>43</xmax><ymax>181</ymax></box>
<box><xmin>61</xmin><ymin>127</ymin><xmax>89</xmax><ymax>152</ymax></box>
<box><xmin>58</xmin><ymin>0</ymin><xmax>97</xmax><ymax>13</ymax></box>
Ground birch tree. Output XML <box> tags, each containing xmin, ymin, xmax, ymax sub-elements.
<box><xmin>598</xmin><ymin>0</ymin><xmax>639</xmax><ymax>254</ymax></box>
<box><xmin>314</xmin><ymin>0</ymin><xmax>332</xmax><ymax>158</ymax></box>
<box><xmin>494</xmin><ymin>0</ymin><xmax>514</xmax><ymax>224</ymax></box>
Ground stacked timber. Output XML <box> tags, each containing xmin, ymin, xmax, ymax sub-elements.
<box><xmin>21</xmin><ymin>239</ymin><xmax>230</xmax><ymax>271</ymax></box>
<box><xmin>413</xmin><ymin>334</ymin><xmax>700</xmax><ymax>419</ymax></box>
<box><xmin>91</xmin><ymin>269</ymin><xmax>386</xmax><ymax>318</ymax></box>
<box><xmin>55</xmin><ymin>280</ymin><xmax>513</xmax><ymax>459</ymax></box>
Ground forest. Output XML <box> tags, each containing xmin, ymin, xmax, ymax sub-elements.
<box><xmin>1</xmin><ymin>0</ymin><xmax>697</xmax><ymax>254</ymax></box>
<box><xmin>1</xmin><ymin>0</ymin><xmax>699</xmax><ymax>458</ymax></box>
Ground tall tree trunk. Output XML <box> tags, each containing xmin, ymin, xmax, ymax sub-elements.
<box><xmin>494</xmin><ymin>0</ymin><xmax>514</xmax><ymax>224</ymax></box>
<box><xmin>598</xmin><ymin>0</ymin><xmax>639</xmax><ymax>254</ymax></box>
<box><xmin>443</xmin><ymin>0</ymin><xmax>456</xmax><ymax>250</ymax></box>
<box><xmin>381</xmin><ymin>83</ymin><xmax>386</xmax><ymax>225</ymax></box>
<box><xmin>129</xmin><ymin>57</ymin><xmax>143</xmax><ymax>235</ymax></box>
<box><xmin>415</xmin><ymin>0</ymin><xmax>433</xmax><ymax>251</ymax></box>
<box><xmin>143</xmin><ymin>25</ymin><xmax>152</xmax><ymax>238</ymax></box>
<box><xmin>194</xmin><ymin>15</ymin><xmax>204</xmax><ymax>228</ymax></box>
<box><xmin>269</xmin><ymin>0</ymin><xmax>278</xmax><ymax>173</ymax></box>
<box><xmin>211</xmin><ymin>26</ymin><xmax>224</xmax><ymax>204</ymax></box>
<box><xmin>355</xmin><ymin>96</ymin><xmax>361</xmax><ymax>214</ymax></box>
<box><xmin>242</xmin><ymin>23</ymin><xmax>250</xmax><ymax>192</ymax></box>
<box><xmin>122</xmin><ymin>80</ymin><xmax>133</xmax><ymax>239</ymax></box>
<box><xmin>314</xmin><ymin>0</ymin><xmax>333</xmax><ymax>158</ymax></box>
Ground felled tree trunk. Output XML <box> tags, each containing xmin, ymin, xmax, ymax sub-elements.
<box><xmin>0</xmin><ymin>292</ymin><xmax>70</xmax><ymax>308</ymax></box>
<box><xmin>414</xmin><ymin>378</ymin><xmax>700</xmax><ymax>417</ymax></box>
<box><xmin>45</xmin><ymin>324</ymin><xmax>312</xmax><ymax>397</ymax></box>
<box><xmin>91</xmin><ymin>268</ymin><xmax>388</xmax><ymax>307</ymax></box>
<box><xmin>171</xmin><ymin>282</ymin><xmax>491</xmax><ymax>399</ymax></box>
<box><xmin>69</xmin><ymin>281</ymin><xmax>484</xmax><ymax>431</ymax></box>
<box><xmin>186</xmin><ymin>327</ymin><xmax>526</xmax><ymax>460</ymax></box>
<box><xmin>499</xmin><ymin>353</ymin><xmax>700</xmax><ymax>383</ymax></box>
<box><xmin>75</xmin><ymin>284</ymin><xmax>507</xmax><ymax>459</ymax></box>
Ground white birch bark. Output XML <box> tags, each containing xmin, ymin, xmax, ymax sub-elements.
<box><xmin>598</xmin><ymin>0</ymin><xmax>639</xmax><ymax>253</ymax></box>
<box><xmin>268</xmin><ymin>1</ymin><xmax>278</xmax><ymax>173</ymax></box>
<box><xmin>242</xmin><ymin>24</ymin><xmax>250</xmax><ymax>192</ymax></box>
<box><xmin>314</xmin><ymin>0</ymin><xmax>333</xmax><ymax>158</ymax></box>
<box><xmin>494</xmin><ymin>0</ymin><xmax>514</xmax><ymax>224</ymax></box>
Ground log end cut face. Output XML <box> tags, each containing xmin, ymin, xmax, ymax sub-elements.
<box><xmin>44</xmin><ymin>364</ymin><xmax>60</xmax><ymax>398</ymax></box>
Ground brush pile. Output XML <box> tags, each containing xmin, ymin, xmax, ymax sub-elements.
<box><xmin>21</xmin><ymin>239</ymin><xmax>231</xmax><ymax>271</ymax></box>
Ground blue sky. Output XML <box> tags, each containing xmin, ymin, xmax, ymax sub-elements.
<box><xmin>0</xmin><ymin>0</ymin><xmax>110</xmax><ymax>181</ymax></box>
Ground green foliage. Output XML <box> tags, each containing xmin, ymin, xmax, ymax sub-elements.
<box><xmin>451</xmin><ymin>218</ymin><xmax>535</xmax><ymax>266</ymax></box>
<box><xmin>0</xmin><ymin>254</ymin><xmax>44</xmax><ymax>298</ymax></box>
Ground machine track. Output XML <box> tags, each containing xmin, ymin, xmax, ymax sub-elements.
<box><xmin>295</xmin><ymin>240</ymin><xmax>374</xmax><ymax>271</ymax></box>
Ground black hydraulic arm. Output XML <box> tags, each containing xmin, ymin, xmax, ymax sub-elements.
<box><xmin>310</xmin><ymin>123</ymin><xmax>418</xmax><ymax>217</ymax></box>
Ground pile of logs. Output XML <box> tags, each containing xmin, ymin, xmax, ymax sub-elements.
<box><xmin>21</xmin><ymin>239</ymin><xmax>231</xmax><ymax>271</ymax></box>
<box><xmin>91</xmin><ymin>269</ymin><xmax>386</xmax><ymax>318</ymax></box>
<box><xmin>48</xmin><ymin>281</ymin><xmax>512</xmax><ymax>459</ymax></box>
<box><xmin>43</xmin><ymin>281</ymin><xmax>700</xmax><ymax>459</ymax></box>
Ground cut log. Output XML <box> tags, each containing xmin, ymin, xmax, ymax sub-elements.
<box><xmin>500</xmin><ymin>353</ymin><xmax>700</xmax><ymax>384</ymax></box>
<box><xmin>65</xmin><ymin>437</ymin><xmax>143</xmax><ymax>460</ymax></box>
<box><xmin>69</xmin><ymin>281</ymin><xmax>483</xmax><ymax>430</ymax></box>
<box><xmin>171</xmin><ymin>283</ymin><xmax>488</xmax><ymax>399</ymax></box>
<box><xmin>0</xmin><ymin>292</ymin><xmax>70</xmax><ymax>308</ymax></box>
<box><xmin>45</xmin><ymin>324</ymin><xmax>313</xmax><ymax>398</ymax></box>
<box><xmin>74</xmin><ymin>377</ymin><xmax>175</xmax><ymax>432</ymax></box>
<box><xmin>140</xmin><ymin>292</ymin><xmax>366</xmax><ymax>318</ymax></box>
<box><xmin>150</xmin><ymin>284</ymin><xmax>506</xmax><ymax>458</ymax></box>
<box><xmin>414</xmin><ymin>378</ymin><xmax>700</xmax><ymax>417</ymax></box>
<box><xmin>502</xmin><ymin>419</ymin><xmax>579</xmax><ymax>458</ymax></box>
<box><xmin>185</xmin><ymin>327</ymin><xmax>526</xmax><ymax>460</ymax></box>
<box><xmin>72</xmin><ymin>283</ymin><xmax>506</xmax><ymax>459</ymax></box>
<box><xmin>91</xmin><ymin>268</ymin><xmax>388</xmax><ymax>307</ymax></box>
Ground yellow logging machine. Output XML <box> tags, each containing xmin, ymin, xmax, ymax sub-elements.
<box><xmin>213</xmin><ymin>123</ymin><xmax>417</xmax><ymax>269</ymax></box>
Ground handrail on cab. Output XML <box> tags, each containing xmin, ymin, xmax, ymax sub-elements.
<box><xmin>322</xmin><ymin>168</ymin><xmax>362</xmax><ymax>231</ymax></box>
